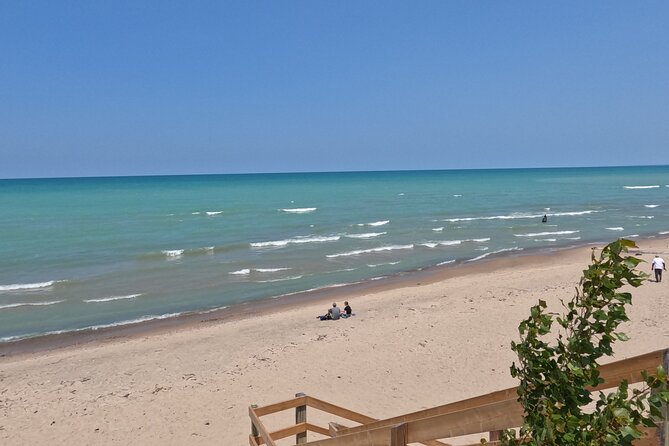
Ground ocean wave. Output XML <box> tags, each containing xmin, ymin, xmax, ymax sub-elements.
<box><xmin>84</xmin><ymin>294</ymin><xmax>142</xmax><ymax>303</ymax></box>
<box><xmin>251</xmin><ymin>235</ymin><xmax>340</xmax><ymax>248</ymax></box>
<box><xmin>628</xmin><ymin>215</ymin><xmax>655</xmax><ymax>219</ymax></box>
<box><xmin>280</xmin><ymin>208</ymin><xmax>317</xmax><ymax>214</ymax></box>
<box><xmin>229</xmin><ymin>269</ymin><xmax>251</xmax><ymax>275</ymax></box>
<box><xmin>256</xmin><ymin>275</ymin><xmax>303</xmax><ymax>283</ymax></box>
<box><xmin>162</xmin><ymin>249</ymin><xmax>184</xmax><ymax>257</ymax></box>
<box><xmin>467</xmin><ymin>247</ymin><xmax>523</xmax><ymax>262</ymax></box>
<box><xmin>0</xmin><ymin>300</ymin><xmax>63</xmax><ymax>310</ymax></box>
<box><xmin>326</xmin><ymin>244</ymin><xmax>414</xmax><ymax>259</ymax></box>
<box><xmin>626</xmin><ymin>234</ymin><xmax>639</xmax><ymax>238</ymax></box>
<box><xmin>535</xmin><ymin>238</ymin><xmax>557</xmax><ymax>242</ymax></box>
<box><xmin>255</xmin><ymin>268</ymin><xmax>291</xmax><ymax>273</ymax></box>
<box><xmin>659</xmin><ymin>231</ymin><xmax>669</xmax><ymax>235</ymax></box>
<box><xmin>606</xmin><ymin>227</ymin><xmax>624</xmax><ymax>231</ymax></box>
<box><xmin>432</xmin><ymin>227</ymin><xmax>444</xmax><ymax>232</ymax></box>
<box><xmin>453</xmin><ymin>194</ymin><xmax>462</xmax><ymax>197</ymax></box>
<box><xmin>367</xmin><ymin>261</ymin><xmax>400</xmax><ymax>268</ymax></box>
<box><xmin>624</xmin><ymin>185</ymin><xmax>660</xmax><ymax>189</ymax></box>
<box><xmin>357</xmin><ymin>220</ymin><xmax>390</xmax><ymax>227</ymax></box>
<box><xmin>0</xmin><ymin>280</ymin><xmax>62</xmax><ymax>292</ymax></box>
<box><xmin>345</xmin><ymin>232</ymin><xmax>386</xmax><ymax>239</ymax></box>
<box><xmin>437</xmin><ymin>259</ymin><xmax>456</xmax><ymax>266</ymax></box>
<box><xmin>514</xmin><ymin>230</ymin><xmax>579</xmax><ymax>237</ymax></box>
<box><xmin>206</xmin><ymin>211</ymin><xmax>224</xmax><ymax>216</ymax></box>
<box><xmin>444</xmin><ymin>210</ymin><xmax>600</xmax><ymax>222</ymax></box>
<box><xmin>644</xmin><ymin>204</ymin><xmax>659</xmax><ymax>208</ymax></box>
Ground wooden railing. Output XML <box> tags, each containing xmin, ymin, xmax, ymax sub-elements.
<box><xmin>248</xmin><ymin>348</ymin><xmax>668</xmax><ymax>446</ymax></box>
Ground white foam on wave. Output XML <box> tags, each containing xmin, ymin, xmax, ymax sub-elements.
<box><xmin>0</xmin><ymin>300</ymin><xmax>63</xmax><ymax>310</ymax></box>
<box><xmin>628</xmin><ymin>215</ymin><xmax>655</xmax><ymax>219</ymax></box>
<box><xmin>255</xmin><ymin>268</ymin><xmax>291</xmax><ymax>273</ymax></box>
<box><xmin>444</xmin><ymin>210</ymin><xmax>600</xmax><ymax>222</ymax></box>
<box><xmin>419</xmin><ymin>243</ymin><xmax>439</xmax><ymax>248</ymax></box>
<box><xmin>0</xmin><ymin>281</ymin><xmax>60</xmax><ymax>292</ymax></box>
<box><xmin>256</xmin><ymin>275</ymin><xmax>303</xmax><ymax>283</ymax></box>
<box><xmin>514</xmin><ymin>230</ymin><xmax>579</xmax><ymax>237</ymax></box>
<box><xmin>229</xmin><ymin>269</ymin><xmax>251</xmax><ymax>275</ymax></box>
<box><xmin>624</xmin><ymin>185</ymin><xmax>660</xmax><ymax>189</ymax></box>
<box><xmin>606</xmin><ymin>227</ymin><xmax>624</xmax><ymax>231</ymax></box>
<box><xmin>467</xmin><ymin>247</ymin><xmax>523</xmax><ymax>263</ymax></box>
<box><xmin>357</xmin><ymin>220</ymin><xmax>390</xmax><ymax>227</ymax></box>
<box><xmin>84</xmin><ymin>294</ymin><xmax>142</xmax><ymax>303</ymax></box>
<box><xmin>566</xmin><ymin>237</ymin><xmax>582</xmax><ymax>240</ymax></box>
<box><xmin>251</xmin><ymin>235</ymin><xmax>340</xmax><ymax>248</ymax></box>
<box><xmin>432</xmin><ymin>227</ymin><xmax>444</xmax><ymax>232</ymax></box>
<box><xmin>346</xmin><ymin>232</ymin><xmax>386</xmax><ymax>239</ymax></box>
<box><xmin>191</xmin><ymin>212</ymin><xmax>201</xmax><ymax>215</ymax></box>
<box><xmin>644</xmin><ymin>204</ymin><xmax>659</xmax><ymax>208</ymax></box>
<box><xmin>453</xmin><ymin>194</ymin><xmax>462</xmax><ymax>197</ymax></box>
<box><xmin>280</xmin><ymin>208</ymin><xmax>317</xmax><ymax>214</ymax></box>
<box><xmin>206</xmin><ymin>211</ymin><xmax>224</xmax><ymax>216</ymax></box>
<box><xmin>367</xmin><ymin>261</ymin><xmax>400</xmax><ymax>268</ymax></box>
<box><xmin>535</xmin><ymin>238</ymin><xmax>557</xmax><ymax>242</ymax></box>
<box><xmin>437</xmin><ymin>260</ymin><xmax>456</xmax><ymax>266</ymax></box>
<box><xmin>626</xmin><ymin>234</ymin><xmax>639</xmax><ymax>238</ymax></box>
<box><xmin>162</xmin><ymin>249</ymin><xmax>184</xmax><ymax>257</ymax></box>
<box><xmin>326</xmin><ymin>244</ymin><xmax>414</xmax><ymax>259</ymax></box>
<box><xmin>659</xmin><ymin>231</ymin><xmax>669</xmax><ymax>235</ymax></box>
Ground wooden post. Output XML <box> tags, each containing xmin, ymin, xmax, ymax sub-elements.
<box><xmin>390</xmin><ymin>422</ymin><xmax>408</xmax><ymax>446</ymax></box>
<box><xmin>296</xmin><ymin>392</ymin><xmax>307</xmax><ymax>444</ymax></box>
<box><xmin>489</xmin><ymin>430</ymin><xmax>503</xmax><ymax>443</ymax></box>
<box><xmin>250</xmin><ymin>404</ymin><xmax>260</xmax><ymax>441</ymax></box>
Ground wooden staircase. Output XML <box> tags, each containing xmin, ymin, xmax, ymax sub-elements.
<box><xmin>248</xmin><ymin>348</ymin><xmax>669</xmax><ymax>446</ymax></box>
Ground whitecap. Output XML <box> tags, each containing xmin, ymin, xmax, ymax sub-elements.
<box><xmin>624</xmin><ymin>185</ymin><xmax>660</xmax><ymax>189</ymax></box>
<box><xmin>367</xmin><ymin>261</ymin><xmax>400</xmax><ymax>268</ymax></box>
<box><xmin>346</xmin><ymin>232</ymin><xmax>386</xmax><ymax>239</ymax></box>
<box><xmin>419</xmin><ymin>243</ymin><xmax>439</xmax><ymax>248</ymax></box>
<box><xmin>357</xmin><ymin>220</ymin><xmax>390</xmax><ymax>227</ymax></box>
<box><xmin>605</xmin><ymin>227</ymin><xmax>624</xmax><ymax>231</ymax></box>
<box><xmin>327</xmin><ymin>244</ymin><xmax>414</xmax><ymax>258</ymax></box>
<box><xmin>0</xmin><ymin>281</ymin><xmax>59</xmax><ymax>292</ymax></box>
<box><xmin>453</xmin><ymin>194</ymin><xmax>462</xmax><ymax>197</ymax></box>
<box><xmin>437</xmin><ymin>260</ymin><xmax>456</xmax><ymax>266</ymax></box>
<box><xmin>467</xmin><ymin>247</ymin><xmax>523</xmax><ymax>262</ymax></box>
<box><xmin>0</xmin><ymin>300</ymin><xmax>63</xmax><ymax>310</ymax></box>
<box><xmin>251</xmin><ymin>235</ymin><xmax>340</xmax><ymax>248</ymax></box>
<box><xmin>229</xmin><ymin>269</ymin><xmax>251</xmax><ymax>275</ymax></box>
<box><xmin>444</xmin><ymin>210</ymin><xmax>600</xmax><ymax>222</ymax></box>
<box><xmin>255</xmin><ymin>268</ymin><xmax>291</xmax><ymax>273</ymax></box>
<box><xmin>206</xmin><ymin>211</ymin><xmax>223</xmax><ymax>216</ymax></box>
<box><xmin>191</xmin><ymin>212</ymin><xmax>201</xmax><ymax>215</ymax></box>
<box><xmin>432</xmin><ymin>227</ymin><xmax>444</xmax><ymax>232</ymax></box>
<box><xmin>84</xmin><ymin>294</ymin><xmax>142</xmax><ymax>303</ymax></box>
<box><xmin>514</xmin><ymin>230</ymin><xmax>579</xmax><ymax>237</ymax></box>
<box><xmin>659</xmin><ymin>231</ymin><xmax>669</xmax><ymax>235</ymax></box>
<box><xmin>280</xmin><ymin>208</ymin><xmax>317</xmax><ymax>214</ymax></box>
<box><xmin>644</xmin><ymin>204</ymin><xmax>659</xmax><ymax>208</ymax></box>
<box><xmin>627</xmin><ymin>215</ymin><xmax>654</xmax><ymax>219</ymax></box>
<box><xmin>162</xmin><ymin>249</ymin><xmax>184</xmax><ymax>257</ymax></box>
<box><xmin>535</xmin><ymin>238</ymin><xmax>557</xmax><ymax>242</ymax></box>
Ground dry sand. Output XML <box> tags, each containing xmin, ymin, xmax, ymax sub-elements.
<box><xmin>1</xmin><ymin>239</ymin><xmax>668</xmax><ymax>445</ymax></box>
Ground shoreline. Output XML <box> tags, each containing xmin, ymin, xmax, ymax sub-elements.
<box><xmin>1</xmin><ymin>235</ymin><xmax>667</xmax><ymax>445</ymax></box>
<box><xmin>3</xmin><ymin>235</ymin><xmax>666</xmax><ymax>358</ymax></box>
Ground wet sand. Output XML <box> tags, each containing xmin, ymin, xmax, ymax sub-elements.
<box><xmin>1</xmin><ymin>238</ymin><xmax>668</xmax><ymax>445</ymax></box>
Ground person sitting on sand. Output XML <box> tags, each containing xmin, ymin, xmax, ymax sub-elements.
<box><xmin>341</xmin><ymin>301</ymin><xmax>352</xmax><ymax>318</ymax></box>
<box><xmin>318</xmin><ymin>302</ymin><xmax>341</xmax><ymax>320</ymax></box>
<box><xmin>328</xmin><ymin>302</ymin><xmax>341</xmax><ymax>320</ymax></box>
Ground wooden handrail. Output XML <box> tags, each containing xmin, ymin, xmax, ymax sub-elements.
<box><xmin>247</xmin><ymin>348</ymin><xmax>668</xmax><ymax>446</ymax></box>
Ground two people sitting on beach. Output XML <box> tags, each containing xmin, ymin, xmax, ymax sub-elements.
<box><xmin>318</xmin><ymin>301</ymin><xmax>352</xmax><ymax>320</ymax></box>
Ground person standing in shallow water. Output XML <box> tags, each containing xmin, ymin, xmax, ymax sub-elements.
<box><xmin>651</xmin><ymin>255</ymin><xmax>666</xmax><ymax>282</ymax></box>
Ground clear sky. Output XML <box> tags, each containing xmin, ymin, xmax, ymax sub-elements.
<box><xmin>1</xmin><ymin>1</ymin><xmax>668</xmax><ymax>178</ymax></box>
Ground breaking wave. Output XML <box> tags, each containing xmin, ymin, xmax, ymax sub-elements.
<box><xmin>624</xmin><ymin>185</ymin><xmax>660</xmax><ymax>189</ymax></box>
<box><xmin>326</xmin><ymin>245</ymin><xmax>414</xmax><ymax>258</ymax></box>
<box><xmin>280</xmin><ymin>208</ymin><xmax>317</xmax><ymax>214</ymax></box>
<box><xmin>0</xmin><ymin>300</ymin><xmax>63</xmax><ymax>310</ymax></box>
<box><xmin>251</xmin><ymin>235</ymin><xmax>340</xmax><ymax>248</ymax></box>
<box><xmin>84</xmin><ymin>294</ymin><xmax>142</xmax><ymax>303</ymax></box>
<box><xmin>514</xmin><ymin>230</ymin><xmax>580</xmax><ymax>237</ymax></box>
<box><xmin>0</xmin><ymin>281</ymin><xmax>63</xmax><ymax>292</ymax></box>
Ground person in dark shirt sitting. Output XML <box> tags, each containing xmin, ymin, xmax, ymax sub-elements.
<box><xmin>341</xmin><ymin>301</ymin><xmax>352</xmax><ymax>318</ymax></box>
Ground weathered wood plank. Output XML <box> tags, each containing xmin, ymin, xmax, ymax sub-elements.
<box><xmin>254</xmin><ymin>396</ymin><xmax>308</xmax><ymax>417</ymax></box>
<box><xmin>306</xmin><ymin>396</ymin><xmax>378</xmax><ymax>424</ymax></box>
<box><xmin>249</xmin><ymin>405</ymin><xmax>277</xmax><ymax>446</ymax></box>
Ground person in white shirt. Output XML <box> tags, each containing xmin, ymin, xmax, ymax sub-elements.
<box><xmin>651</xmin><ymin>255</ymin><xmax>666</xmax><ymax>283</ymax></box>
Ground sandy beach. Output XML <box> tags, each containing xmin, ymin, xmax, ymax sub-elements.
<box><xmin>1</xmin><ymin>239</ymin><xmax>668</xmax><ymax>445</ymax></box>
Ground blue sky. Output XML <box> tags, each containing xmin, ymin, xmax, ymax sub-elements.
<box><xmin>1</xmin><ymin>1</ymin><xmax>668</xmax><ymax>178</ymax></box>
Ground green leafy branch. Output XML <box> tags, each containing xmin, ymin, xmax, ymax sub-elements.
<box><xmin>496</xmin><ymin>239</ymin><xmax>668</xmax><ymax>445</ymax></box>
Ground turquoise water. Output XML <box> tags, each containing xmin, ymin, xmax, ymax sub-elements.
<box><xmin>2</xmin><ymin>166</ymin><xmax>669</xmax><ymax>341</ymax></box>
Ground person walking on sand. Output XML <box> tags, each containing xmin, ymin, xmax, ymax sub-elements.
<box><xmin>651</xmin><ymin>255</ymin><xmax>666</xmax><ymax>282</ymax></box>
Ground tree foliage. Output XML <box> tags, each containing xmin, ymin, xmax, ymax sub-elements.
<box><xmin>497</xmin><ymin>239</ymin><xmax>668</xmax><ymax>445</ymax></box>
